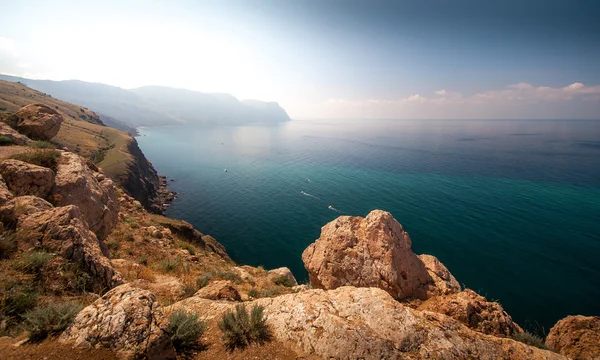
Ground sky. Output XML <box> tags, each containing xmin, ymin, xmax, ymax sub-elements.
<box><xmin>1</xmin><ymin>0</ymin><xmax>599</xmax><ymax>119</ymax></box>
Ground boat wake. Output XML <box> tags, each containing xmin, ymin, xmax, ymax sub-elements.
<box><xmin>328</xmin><ymin>205</ymin><xmax>342</xmax><ymax>213</ymax></box>
<box><xmin>300</xmin><ymin>191</ymin><xmax>320</xmax><ymax>200</ymax></box>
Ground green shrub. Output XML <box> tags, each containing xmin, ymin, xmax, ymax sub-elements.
<box><xmin>272</xmin><ymin>275</ymin><xmax>295</xmax><ymax>287</ymax></box>
<box><xmin>218</xmin><ymin>304</ymin><xmax>271</xmax><ymax>352</ymax></box>
<box><xmin>160</xmin><ymin>258</ymin><xmax>180</xmax><ymax>273</ymax></box>
<box><xmin>259</xmin><ymin>286</ymin><xmax>281</xmax><ymax>298</ymax></box>
<box><xmin>196</xmin><ymin>275</ymin><xmax>211</xmax><ymax>289</ymax></box>
<box><xmin>512</xmin><ymin>331</ymin><xmax>548</xmax><ymax>350</ymax></box>
<box><xmin>169</xmin><ymin>309</ymin><xmax>207</xmax><ymax>351</ymax></box>
<box><xmin>0</xmin><ymin>231</ymin><xmax>17</xmax><ymax>259</ymax></box>
<box><xmin>32</xmin><ymin>141</ymin><xmax>55</xmax><ymax>149</ymax></box>
<box><xmin>24</xmin><ymin>302</ymin><xmax>83</xmax><ymax>341</ymax></box>
<box><xmin>176</xmin><ymin>241</ymin><xmax>196</xmax><ymax>255</ymax></box>
<box><xmin>0</xmin><ymin>135</ymin><xmax>13</xmax><ymax>146</ymax></box>
<box><xmin>10</xmin><ymin>149</ymin><xmax>60</xmax><ymax>171</ymax></box>
<box><xmin>20</xmin><ymin>251</ymin><xmax>53</xmax><ymax>273</ymax></box>
<box><xmin>248</xmin><ymin>288</ymin><xmax>259</xmax><ymax>298</ymax></box>
<box><xmin>2</xmin><ymin>287</ymin><xmax>38</xmax><ymax>318</ymax></box>
<box><xmin>217</xmin><ymin>270</ymin><xmax>242</xmax><ymax>284</ymax></box>
<box><xmin>138</xmin><ymin>256</ymin><xmax>148</xmax><ymax>265</ymax></box>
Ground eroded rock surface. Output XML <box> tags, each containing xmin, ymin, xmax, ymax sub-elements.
<box><xmin>302</xmin><ymin>210</ymin><xmax>432</xmax><ymax>300</ymax></box>
<box><xmin>194</xmin><ymin>280</ymin><xmax>241</xmax><ymax>301</ymax></box>
<box><xmin>17</xmin><ymin>205</ymin><xmax>122</xmax><ymax>291</ymax></box>
<box><xmin>50</xmin><ymin>151</ymin><xmax>119</xmax><ymax>241</ymax></box>
<box><xmin>0</xmin><ymin>176</ymin><xmax>14</xmax><ymax>205</ymax></box>
<box><xmin>0</xmin><ymin>159</ymin><xmax>54</xmax><ymax>198</ymax></box>
<box><xmin>0</xmin><ymin>122</ymin><xmax>32</xmax><ymax>145</ymax></box>
<box><xmin>419</xmin><ymin>289</ymin><xmax>523</xmax><ymax>337</ymax></box>
<box><xmin>418</xmin><ymin>254</ymin><xmax>461</xmax><ymax>295</ymax></box>
<box><xmin>60</xmin><ymin>284</ymin><xmax>176</xmax><ymax>360</ymax></box>
<box><xmin>0</xmin><ymin>195</ymin><xmax>53</xmax><ymax>225</ymax></box>
<box><xmin>12</xmin><ymin>103</ymin><xmax>63</xmax><ymax>140</ymax></box>
<box><xmin>268</xmin><ymin>267</ymin><xmax>298</xmax><ymax>286</ymax></box>
<box><xmin>546</xmin><ymin>315</ymin><xmax>600</xmax><ymax>360</ymax></box>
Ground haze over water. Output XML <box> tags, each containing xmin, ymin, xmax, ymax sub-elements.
<box><xmin>137</xmin><ymin>119</ymin><xmax>600</xmax><ymax>332</ymax></box>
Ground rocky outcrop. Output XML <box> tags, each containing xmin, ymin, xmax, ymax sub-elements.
<box><xmin>0</xmin><ymin>176</ymin><xmax>14</xmax><ymax>205</ymax></box>
<box><xmin>0</xmin><ymin>122</ymin><xmax>32</xmax><ymax>145</ymax></box>
<box><xmin>418</xmin><ymin>254</ymin><xmax>461</xmax><ymax>295</ymax></box>
<box><xmin>17</xmin><ymin>205</ymin><xmax>123</xmax><ymax>292</ymax></box>
<box><xmin>50</xmin><ymin>151</ymin><xmax>119</xmax><ymax>241</ymax></box>
<box><xmin>173</xmin><ymin>286</ymin><xmax>565</xmax><ymax>360</ymax></box>
<box><xmin>60</xmin><ymin>284</ymin><xmax>176</xmax><ymax>360</ymax></box>
<box><xmin>302</xmin><ymin>210</ymin><xmax>433</xmax><ymax>300</ymax></box>
<box><xmin>419</xmin><ymin>289</ymin><xmax>523</xmax><ymax>337</ymax></box>
<box><xmin>11</xmin><ymin>104</ymin><xmax>63</xmax><ymax>140</ymax></box>
<box><xmin>546</xmin><ymin>315</ymin><xmax>600</xmax><ymax>360</ymax></box>
<box><xmin>194</xmin><ymin>280</ymin><xmax>241</xmax><ymax>301</ymax></box>
<box><xmin>0</xmin><ymin>159</ymin><xmax>54</xmax><ymax>198</ymax></box>
<box><xmin>0</xmin><ymin>195</ymin><xmax>53</xmax><ymax>225</ymax></box>
<box><xmin>268</xmin><ymin>267</ymin><xmax>298</xmax><ymax>286</ymax></box>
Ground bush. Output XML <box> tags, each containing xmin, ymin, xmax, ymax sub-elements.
<box><xmin>272</xmin><ymin>275</ymin><xmax>295</xmax><ymax>287</ymax></box>
<box><xmin>160</xmin><ymin>258</ymin><xmax>180</xmax><ymax>273</ymax></box>
<box><xmin>23</xmin><ymin>302</ymin><xmax>83</xmax><ymax>341</ymax></box>
<box><xmin>248</xmin><ymin>288</ymin><xmax>259</xmax><ymax>298</ymax></box>
<box><xmin>176</xmin><ymin>241</ymin><xmax>196</xmax><ymax>255</ymax></box>
<box><xmin>138</xmin><ymin>256</ymin><xmax>148</xmax><ymax>265</ymax></box>
<box><xmin>11</xmin><ymin>149</ymin><xmax>60</xmax><ymax>170</ymax></box>
<box><xmin>20</xmin><ymin>251</ymin><xmax>53</xmax><ymax>273</ymax></box>
<box><xmin>2</xmin><ymin>287</ymin><xmax>38</xmax><ymax>318</ymax></box>
<box><xmin>196</xmin><ymin>274</ymin><xmax>211</xmax><ymax>289</ymax></box>
<box><xmin>0</xmin><ymin>231</ymin><xmax>17</xmax><ymax>259</ymax></box>
<box><xmin>169</xmin><ymin>309</ymin><xmax>207</xmax><ymax>351</ymax></box>
<box><xmin>218</xmin><ymin>304</ymin><xmax>271</xmax><ymax>352</ymax></box>
<box><xmin>31</xmin><ymin>141</ymin><xmax>55</xmax><ymax>149</ymax></box>
<box><xmin>0</xmin><ymin>135</ymin><xmax>13</xmax><ymax>146</ymax></box>
<box><xmin>512</xmin><ymin>331</ymin><xmax>548</xmax><ymax>350</ymax></box>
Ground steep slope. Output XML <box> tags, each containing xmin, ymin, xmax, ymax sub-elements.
<box><xmin>0</xmin><ymin>75</ymin><xmax>291</xmax><ymax>126</ymax></box>
<box><xmin>0</xmin><ymin>80</ymin><xmax>168</xmax><ymax>213</ymax></box>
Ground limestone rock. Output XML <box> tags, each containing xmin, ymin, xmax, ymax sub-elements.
<box><xmin>0</xmin><ymin>177</ymin><xmax>14</xmax><ymax>206</ymax></box>
<box><xmin>546</xmin><ymin>315</ymin><xmax>600</xmax><ymax>360</ymax></box>
<box><xmin>50</xmin><ymin>151</ymin><xmax>119</xmax><ymax>241</ymax></box>
<box><xmin>0</xmin><ymin>159</ymin><xmax>54</xmax><ymax>198</ymax></box>
<box><xmin>419</xmin><ymin>289</ymin><xmax>523</xmax><ymax>337</ymax></box>
<box><xmin>194</xmin><ymin>280</ymin><xmax>241</xmax><ymax>301</ymax></box>
<box><xmin>60</xmin><ymin>284</ymin><xmax>176</xmax><ymax>360</ymax></box>
<box><xmin>418</xmin><ymin>254</ymin><xmax>461</xmax><ymax>295</ymax></box>
<box><xmin>268</xmin><ymin>267</ymin><xmax>298</xmax><ymax>286</ymax></box>
<box><xmin>302</xmin><ymin>210</ymin><xmax>432</xmax><ymax>300</ymax></box>
<box><xmin>17</xmin><ymin>205</ymin><xmax>123</xmax><ymax>292</ymax></box>
<box><xmin>0</xmin><ymin>195</ymin><xmax>53</xmax><ymax>225</ymax></box>
<box><xmin>0</xmin><ymin>122</ymin><xmax>32</xmax><ymax>145</ymax></box>
<box><xmin>173</xmin><ymin>286</ymin><xmax>565</xmax><ymax>360</ymax></box>
<box><xmin>12</xmin><ymin>104</ymin><xmax>63</xmax><ymax>140</ymax></box>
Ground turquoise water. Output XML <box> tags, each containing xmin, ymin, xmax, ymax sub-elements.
<box><xmin>137</xmin><ymin>119</ymin><xmax>600</xmax><ymax>331</ymax></box>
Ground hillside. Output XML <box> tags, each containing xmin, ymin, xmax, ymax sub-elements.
<box><xmin>0</xmin><ymin>75</ymin><xmax>291</xmax><ymax>127</ymax></box>
<box><xmin>0</xmin><ymin>80</ymin><xmax>169</xmax><ymax>213</ymax></box>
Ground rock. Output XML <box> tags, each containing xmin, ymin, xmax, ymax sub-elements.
<box><xmin>419</xmin><ymin>289</ymin><xmax>523</xmax><ymax>337</ymax></box>
<box><xmin>60</xmin><ymin>284</ymin><xmax>176</xmax><ymax>360</ymax></box>
<box><xmin>0</xmin><ymin>122</ymin><xmax>32</xmax><ymax>145</ymax></box>
<box><xmin>232</xmin><ymin>266</ymin><xmax>253</xmax><ymax>280</ymax></box>
<box><xmin>0</xmin><ymin>159</ymin><xmax>54</xmax><ymax>198</ymax></box>
<box><xmin>302</xmin><ymin>210</ymin><xmax>432</xmax><ymax>300</ymax></box>
<box><xmin>50</xmin><ymin>151</ymin><xmax>119</xmax><ymax>242</ymax></box>
<box><xmin>172</xmin><ymin>286</ymin><xmax>565</xmax><ymax>360</ymax></box>
<box><xmin>0</xmin><ymin>195</ymin><xmax>53</xmax><ymax>225</ymax></box>
<box><xmin>418</xmin><ymin>254</ymin><xmax>461</xmax><ymax>295</ymax></box>
<box><xmin>268</xmin><ymin>267</ymin><xmax>298</xmax><ymax>286</ymax></box>
<box><xmin>12</xmin><ymin>104</ymin><xmax>63</xmax><ymax>140</ymax></box>
<box><xmin>546</xmin><ymin>315</ymin><xmax>600</xmax><ymax>360</ymax></box>
<box><xmin>194</xmin><ymin>280</ymin><xmax>241</xmax><ymax>301</ymax></box>
<box><xmin>17</xmin><ymin>205</ymin><xmax>123</xmax><ymax>292</ymax></box>
<box><xmin>0</xmin><ymin>176</ymin><xmax>14</xmax><ymax>206</ymax></box>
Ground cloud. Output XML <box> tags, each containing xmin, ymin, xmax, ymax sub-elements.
<box><xmin>321</xmin><ymin>82</ymin><xmax>600</xmax><ymax>119</ymax></box>
<box><xmin>0</xmin><ymin>37</ymin><xmax>18</xmax><ymax>57</ymax></box>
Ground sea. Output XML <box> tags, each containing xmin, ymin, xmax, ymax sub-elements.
<box><xmin>136</xmin><ymin>119</ymin><xmax>600</xmax><ymax>332</ymax></box>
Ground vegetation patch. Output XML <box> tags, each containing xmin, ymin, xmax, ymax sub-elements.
<box><xmin>272</xmin><ymin>275</ymin><xmax>295</xmax><ymax>287</ymax></box>
<box><xmin>19</xmin><ymin>251</ymin><xmax>53</xmax><ymax>274</ymax></box>
<box><xmin>0</xmin><ymin>231</ymin><xmax>17</xmax><ymax>259</ymax></box>
<box><xmin>218</xmin><ymin>304</ymin><xmax>272</xmax><ymax>352</ymax></box>
<box><xmin>11</xmin><ymin>149</ymin><xmax>60</xmax><ymax>171</ymax></box>
<box><xmin>31</xmin><ymin>140</ymin><xmax>55</xmax><ymax>149</ymax></box>
<box><xmin>0</xmin><ymin>135</ymin><xmax>13</xmax><ymax>146</ymax></box>
<box><xmin>23</xmin><ymin>301</ymin><xmax>83</xmax><ymax>341</ymax></box>
<box><xmin>169</xmin><ymin>309</ymin><xmax>207</xmax><ymax>352</ymax></box>
<box><xmin>512</xmin><ymin>331</ymin><xmax>548</xmax><ymax>350</ymax></box>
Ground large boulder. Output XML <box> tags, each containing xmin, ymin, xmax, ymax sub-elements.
<box><xmin>194</xmin><ymin>280</ymin><xmax>241</xmax><ymax>301</ymax></box>
<box><xmin>60</xmin><ymin>284</ymin><xmax>176</xmax><ymax>360</ymax></box>
<box><xmin>0</xmin><ymin>159</ymin><xmax>54</xmax><ymax>198</ymax></box>
<box><xmin>268</xmin><ymin>267</ymin><xmax>298</xmax><ymax>287</ymax></box>
<box><xmin>419</xmin><ymin>289</ymin><xmax>523</xmax><ymax>337</ymax></box>
<box><xmin>0</xmin><ymin>122</ymin><xmax>32</xmax><ymax>145</ymax></box>
<box><xmin>0</xmin><ymin>195</ymin><xmax>53</xmax><ymax>225</ymax></box>
<box><xmin>50</xmin><ymin>151</ymin><xmax>119</xmax><ymax>241</ymax></box>
<box><xmin>0</xmin><ymin>176</ymin><xmax>14</xmax><ymax>206</ymax></box>
<box><xmin>546</xmin><ymin>315</ymin><xmax>600</xmax><ymax>360</ymax></box>
<box><xmin>418</xmin><ymin>254</ymin><xmax>461</xmax><ymax>295</ymax></box>
<box><xmin>11</xmin><ymin>104</ymin><xmax>63</xmax><ymax>140</ymax></box>
<box><xmin>172</xmin><ymin>286</ymin><xmax>565</xmax><ymax>360</ymax></box>
<box><xmin>17</xmin><ymin>205</ymin><xmax>123</xmax><ymax>292</ymax></box>
<box><xmin>302</xmin><ymin>210</ymin><xmax>433</xmax><ymax>300</ymax></box>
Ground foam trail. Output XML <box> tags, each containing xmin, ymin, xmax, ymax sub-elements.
<box><xmin>300</xmin><ymin>191</ymin><xmax>320</xmax><ymax>200</ymax></box>
<box><xmin>328</xmin><ymin>205</ymin><xmax>343</xmax><ymax>213</ymax></box>
<box><xmin>306</xmin><ymin>178</ymin><xmax>311</xmax><ymax>182</ymax></box>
